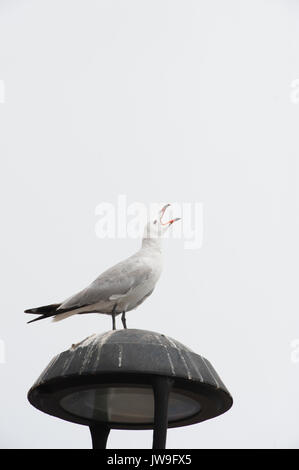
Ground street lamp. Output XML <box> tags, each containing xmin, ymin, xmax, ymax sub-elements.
<box><xmin>28</xmin><ymin>329</ymin><xmax>233</xmax><ymax>449</ymax></box>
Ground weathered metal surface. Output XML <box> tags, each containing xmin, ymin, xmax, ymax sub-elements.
<box><xmin>32</xmin><ymin>329</ymin><xmax>228</xmax><ymax>391</ymax></box>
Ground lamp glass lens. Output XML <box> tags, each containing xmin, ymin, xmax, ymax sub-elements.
<box><xmin>60</xmin><ymin>386</ymin><xmax>200</xmax><ymax>424</ymax></box>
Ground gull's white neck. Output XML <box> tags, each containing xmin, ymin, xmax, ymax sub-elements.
<box><xmin>141</xmin><ymin>237</ymin><xmax>162</xmax><ymax>252</ymax></box>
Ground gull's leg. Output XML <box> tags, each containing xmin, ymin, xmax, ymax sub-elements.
<box><xmin>121</xmin><ymin>311</ymin><xmax>127</xmax><ymax>329</ymax></box>
<box><xmin>112</xmin><ymin>304</ymin><xmax>117</xmax><ymax>330</ymax></box>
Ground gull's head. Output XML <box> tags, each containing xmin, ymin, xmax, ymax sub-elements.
<box><xmin>142</xmin><ymin>204</ymin><xmax>181</xmax><ymax>248</ymax></box>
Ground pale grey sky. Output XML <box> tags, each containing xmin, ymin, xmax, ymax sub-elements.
<box><xmin>1</xmin><ymin>0</ymin><xmax>299</xmax><ymax>448</ymax></box>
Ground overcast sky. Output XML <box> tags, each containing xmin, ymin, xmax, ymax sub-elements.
<box><xmin>1</xmin><ymin>0</ymin><xmax>299</xmax><ymax>448</ymax></box>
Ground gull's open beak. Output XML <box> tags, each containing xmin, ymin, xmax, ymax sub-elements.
<box><xmin>159</xmin><ymin>204</ymin><xmax>181</xmax><ymax>225</ymax></box>
<box><xmin>168</xmin><ymin>217</ymin><xmax>181</xmax><ymax>225</ymax></box>
<box><xmin>159</xmin><ymin>204</ymin><xmax>171</xmax><ymax>217</ymax></box>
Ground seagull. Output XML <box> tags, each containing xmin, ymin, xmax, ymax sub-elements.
<box><xmin>25</xmin><ymin>204</ymin><xmax>181</xmax><ymax>330</ymax></box>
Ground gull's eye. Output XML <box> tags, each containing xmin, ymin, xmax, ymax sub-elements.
<box><xmin>153</xmin><ymin>220</ymin><xmax>157</xmax><ymax>224</ymax></box>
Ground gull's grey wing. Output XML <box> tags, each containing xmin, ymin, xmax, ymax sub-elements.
<box><xmin>59</xmin><ymin>254</ymin><xmax>153</xmax><ymax>311</ymax></box>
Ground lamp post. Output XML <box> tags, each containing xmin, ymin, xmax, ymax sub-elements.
<box><xmin>28</xmin><ymin>329</ymin><xmax>233</xmax><ymax>449</ymax></box>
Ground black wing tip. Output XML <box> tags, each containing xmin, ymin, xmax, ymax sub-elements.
<box><xmin>24</xmin><ymin>303</ymin><xmax>62</xmax><ymax>315</ymax></box>
<box><xmin>27</xmin><ymin>315</ymin><xmax>47</xmax><ymax>324</ymax></box>
<box><xmin>25</xmin><ymin>308</ymin><xmax>36</xmax><ymax>314</ymax></box>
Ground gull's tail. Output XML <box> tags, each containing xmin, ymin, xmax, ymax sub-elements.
<box><xmin>24</xmin><ymin>303</ymin><xmax>62</xmax><ymax>323</ymax></box>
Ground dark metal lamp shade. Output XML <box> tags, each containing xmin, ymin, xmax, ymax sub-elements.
<box><xmin>28</xmin><ymin>329</ymin><xmax>233</xmax><ymax>448</ymax></box>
